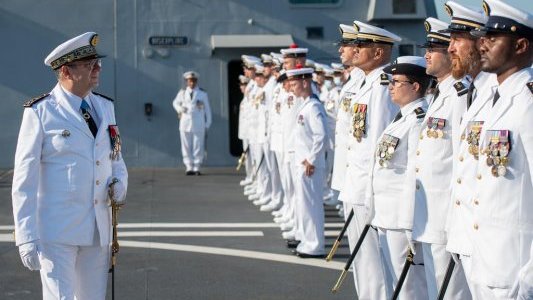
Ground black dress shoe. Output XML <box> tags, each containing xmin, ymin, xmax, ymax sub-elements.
<box><xmin>194</xmin><ymin>171</ymin><xmax>202</xmax><ymax>176</ymax></box>
<box><xmin>286</xmin><ymin>239</ymin><xmax>301</xmax><ymax>249</ymax></box>
<box><xmin>186</xmin><ymin>171</ymin><xmax>194</xmax><ymax>175</ymax></box>
<box><xmin>295</xmin><ymin>251</ymin><xmax>326</xmax><ymax>259</ymax></box>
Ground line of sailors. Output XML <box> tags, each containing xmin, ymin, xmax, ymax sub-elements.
<box><xmin>238</xmin><ymin>0</ymin><xmax>533</xmax><ymax>299</ymax></box>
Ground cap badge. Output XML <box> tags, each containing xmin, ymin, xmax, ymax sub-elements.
<box><xmin>482</xmin><ymin>1</ymin><xmax>490</xmax><ymax>16</ymax></box>
<box><xmin>444</xmin><ymin>4</ymin><xmax>453</xmax><ymax>17</ymax></box>
<box><xmin>90</xmin><ymin>34</ymin><xmax>99</xmax><ymax>47</ymax></box>
<box><xmin>424</xmin><ymin>21</ymin><xmax>431</xmax><ymax>33</ymax></box>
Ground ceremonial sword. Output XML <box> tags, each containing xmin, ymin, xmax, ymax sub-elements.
<box><xmin>326</xmin><ymin>208</ymin><xmax>354</xmax><ymax>261</ymax></box>
<box><xmin>437</xmin><ymin>255</ymin><xmax>456</xmax><ymax>300</ymax></box>
<box><xmin>108</xmin><ymin>178</ymin><xmax>122</xmax><ymax>300</ymax></box>
<box><xmin>331</xmin><ymin>223</ymin><xmax>371</xmax><ymax>293</ymax></box>
<box><xmin>252</xmin><ymin>154</ymin><xmax>265</xmax><ymax>181</ymax></box>
<box><xmin>391</xmin><ymin>247</ymin><xmax>415</xmax><ymax>300</ymax></box>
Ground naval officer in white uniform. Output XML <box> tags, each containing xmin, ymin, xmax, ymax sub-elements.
<box><xmin>467</xmin><ymin>1</ymin><xmax>533</xmax><ymax>298</ymax></box>
<box><xmin>404</xmin><ymin>17</ymin><xmax>471</xmax><ymax>300</ymax></box>
<box><xmin>172</xmin><ymin>71</ymin><xmax>212</xmax><ymax>175</ymax></box>
<box><xmin>12</xmin><ymin>32</ymin><xmax>128</xmax><ymax>300</ymax></box>
<box><xmin>367</xmin><ymin>56</ymin><xmax>430</xmax><ymax>299</ymax></box>
<box><xmin>286</xmin><ymin>67</ymin><xmax>328</xmax><ymax>258</ymax></box>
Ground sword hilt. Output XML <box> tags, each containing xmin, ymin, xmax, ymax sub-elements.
<box><xmin>326</xmin><ymin>240</ymin><xmax>340</xmax><ymax>262</ymax></box>
<box><xmin>331</xmin><ymin>269</ymin><xmax>348</xmax><ymax>293</ymax></box>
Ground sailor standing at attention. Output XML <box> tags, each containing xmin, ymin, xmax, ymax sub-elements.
<box><xmin>172</xmin><ymin>71</ymin><xmax>212</xmax><ymax>175</ymax></box>
<box><xmin>403</xmin><ymin>17</ymin><xmax>472</xmax><ymax>300</ymax></box>
<box><xmin>12</xmin><ymin>32</ymin><xmax>128</xmax><ymax>300</ymax></box>
<box><xmin>366</xmin><ymin>56</ymin><xmax>430</xmax><ymax>299</ymax></box>
<box><xmin>286</xmin><ymin>67</ymin><xmax>328</xmax><ymax>258</ymax></box>
<box><xmin>466</xmin><ymin>1</ymin><xmax>533</xmax><ymax>298</ymax></box>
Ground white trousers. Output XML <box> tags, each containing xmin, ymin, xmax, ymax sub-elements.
<box><xmin>461</xmin><ymin>254</ymin><xmax>516</xmax><ymax>300</ymax></box>
<box><xmin>250</xmin><ymin>143</ymin><xmax>269</xmax><ymax>199</ymax></box>
<box><xmin>288</xmin><ymin>153</ymin><xmax>302</xmax><ymax>242</ymax></box>
<box><xmin>294</xmin><ymin>165</ymin><xmax>325</xmax><ymax>255</ymax></box>
<box><xmin>323</xmin><ymin>147</ymin><xmax>334</xmax><ymax>199</ymax></box>
<box><xmin>39</xmin><ymin>242</ymin><xmax>110</xmax><ymax>300</ymax></box>
<box><xmin>242</xmin><ymin>140</ymin><xmax>252</xmax><ymax>180</ymax></box>
<box><xmin>377</xmin><ymin>228</ymin><xmax>428</xmax><ymax>300</ymax></box>
<box><xmin>264</xmin><ymin>146</ymin><xmax>283</xmax><ymax>207</ymax></box>
<box><xmin>420</xmin><ymin>242</ymin><xmax>471</xmax><ymax>300</ymax></box>
<box><xmin>344</xmin><ymin>203</ymin><xmax>389</xmax><ymax>300</ymax></box>
<box><xmin>280</xmin><ymin>154</ymin><xmax>295</xmax><ymax>224</ymax></box>
<box><xmin>180</xmin><ymin>130</ymin><xmax>205</xmax><ymax>171</ymax></box>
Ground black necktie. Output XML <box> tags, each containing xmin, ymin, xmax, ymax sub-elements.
<box><xmin>190</xmin><ymin>91</ymin><xmax>194</xmax><ymax>100</ymax></box>
<box><xmin>80</xmin><ymin>99</ymin><xmax>98</xmax><ymax>137</ymax></box>
<box><xmin>466</xmin><ymin>83</ymin><xmax>476</xmax><ymax>109</ymax></box>
<box><xmin>393</xmin><ymin>111</ymin><xmax>402</xmax><ymax>123</ymax></box>
<box><xmin>492</xmin><ymin>90</ymin><xmax>500</xmax><ymax>107</ymax></box>
<box><xmin>431</xmin><ymin>87</ymin><xmax>440</xmax><ymax>106</ymax></box>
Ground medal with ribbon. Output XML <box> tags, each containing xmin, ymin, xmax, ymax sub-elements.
<box><xmin>287</xmin><ymin>96</ymin><xmax>294</xmax><ymax>108</ymax></box>
<box><xmin>352</xmin><ymin>103</ymin><xmax>367</xmax><ymax>142</ymax></box>
<box><xmin>484</xmin><ymin>130</ymin><xmax>511</xmax><ymax>177</ymax></box>
<box><xmin>341</xmin><ymin>94</ymin><xmax>352</xmax><ymax>112</ymax></box>
<box><xmin>466</xmin><ymin>121</ymin><xmax>484</xmax><ymax>159</ymax></box>
<box><xmin>376</xmin><ymin>134</ymin><xmax>400</xmax><ymax>168</ymax></box>
<box><xmin>426</xmin><ymin>117</ymin><xmax>446</xmax><ymax>138</ymax></box>
<box><xmin>108</xmin><ymin>125</ymin><xmax>122</xmax><ymax>161</ymax></box>
<box><xmin>275</xmin><ymin>102</ymin><xmax>281</xmax><ymax>114</ymax></box>
<box><xmin>297</xmin><ymin>114</ymin><xmax>304</xmax><ymax>126</ymax></box>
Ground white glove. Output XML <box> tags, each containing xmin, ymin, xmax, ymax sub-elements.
<box><xmin>108</xmin><ymin>178</ymin><xmax>126</xmax><ymax>205</ymax></box>
<box><xmin>19</xmin><ymin>241</ymin><xmax>41</xmax><ymax>271</ymax></box>
<box><xmin>405</xmin><ymin>230</ymin><xmax>416</xmax><ymax>255</ymax></box>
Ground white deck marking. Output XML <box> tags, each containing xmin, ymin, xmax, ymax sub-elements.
<box><xmin>118</xmin><ymin>231</ymin><xmax>264</xmax><ymax>237</ymax></box>
<box><xmin>0</xmin><ymin>233</ymin><xmax>348</xmax><ymax>271</ymax></box>
<box><xmin>116</xmin><ymin>222</ymin><xmax>343</xmax><ymax>229</ymax></box>
<box><xmin>120</xmin><ymin>240</ymin><xmax>345</xmax><ymax>270</ymax></box>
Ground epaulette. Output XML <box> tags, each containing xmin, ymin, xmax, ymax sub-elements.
<box><xmin>414</xmin><ymin>107</ymin><xmax>426</xmax><ymax>119</ymax></box>
<box><xmin>93</xmin><ymin>92</ymin><xmax>114</xmax><ymax>102</ymax></box>
<box><xmin>380</xmin><ymin>73</ymin><xmax>389</xmax><ymax>85</ymax></box>
<box><xmin>454</xmin><ymin>82</ymin><xmax>468</xmax><ymax>97</ymax></box>
<box><xmin>23</xmin><ymin>93</ymin><xmax>49</xmax><ymax>108</ymax></box>
<box><xmin>528</xmin><ymin>82</ymin><xmax>533</xmax><ymax>94</ymax></box>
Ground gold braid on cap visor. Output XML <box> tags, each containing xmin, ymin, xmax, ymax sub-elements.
<box><xmin>51</xmin><ymin>45</ymin><xmax>97</xmax><ymax>69</ymax></box>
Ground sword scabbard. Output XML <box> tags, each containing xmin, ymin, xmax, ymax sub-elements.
<box><xmin>331</xmin><ymin>269</ymin><xmax>348</xmax><ymax>293</ymax></box>
<box><xmin>326</xmin><ymin>240</ymin><xmax>340</xmax><ymax>262</ymax></box>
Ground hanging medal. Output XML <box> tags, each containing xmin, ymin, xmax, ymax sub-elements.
<box><xmin>275</xmin><ymin>102</ymin><xmax>281</xmax><ymax>114</ymax></box>
<box><xmin>376</xmin><ymin>134</ymin><xmax>399</xmax><ymax>168</ymax></box>
<box><xmin>342</xmin><ymin>97</ymin><xmax>351</xmax><ymax>112</ymax></box>
<box><xmin>108</xmin><ymin>125</ymin><xmax>122</xmax><ymax>161</ymax></box>
<box><xmin>484</xmin><ymin>130</ymin><xmax>511</xmax><ymax>177</ymax></box>
<box><xmin>352</xmin><ymin>103</ymin><xmax>367</xmax><ymax>142</ymax></box>
<box><xmin>326</xmin><ymin>100</ymin><xmax>335</xmax><ymax>112</ymax></box>
<box><xmin>466</xmin><ymin>121</ymin><xmax>484</xmax><ymax>159</ymax></box>
<box><xmin>287</xmin><ymin>96</ymin><xmax>293</xmax><ymax>108</ymax></box>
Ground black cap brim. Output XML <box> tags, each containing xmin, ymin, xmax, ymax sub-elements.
<box><xmin>383</xmin><ymin>63</ymin><xmax>427</xmax><ymax>77</ymax></box>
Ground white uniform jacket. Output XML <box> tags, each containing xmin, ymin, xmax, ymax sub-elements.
<box><xmin>330</xmin><ymin>68</ymin><xmax>365</xmax><ymax>191</ymax></box>
<box><xmin>340</xmin><ymin>66</ymin><xmax>398</xmax><ymax>205</ymax></box>
<box><xmin>240</xmin><ymin>80</ymin><xmax>258</xmax><ymax>141</ymax></box>
<box><xmin>269</xmin><ymin>83</ymin><xmax>285</xmax><ymax>153</ymax></box>
<box><xmin>446</xmin><ymin>72</ymin><xmax>498</xmax><ymax>256</ymax></box>
<box><xmin>367</xmin><ymin>99</ymin><xmax>426</xmax><ymax>229</ymax></box>
<box><xmin>468</xmin><ymin>68</ymin><xmax>533</xmax><ymax>289</ymax></box>
<box><xmin>172</xmin><ymin>87</ymin><xmax>212</xmax><ymax>133</ymax></box>
<box><xmin>12</xmin><ymin>83</ymin><xmax>128</xmax><ymax>247</ymax></box>
<box><xmin>405</xmin><ymin>76</ymin><xmax>469</xmax><ymax>244</ymax></box>
<box><xmin>250</xmin><ymin>86</ymin><xmax>270</xmax><ymax>144</ymax></box>
<box><xmin>293</xmin><ymin>95</ymin><xmax>327</xmax><ymax>169</ymax></box>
